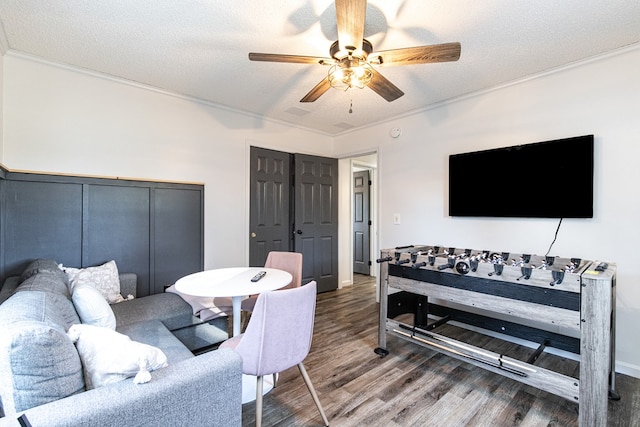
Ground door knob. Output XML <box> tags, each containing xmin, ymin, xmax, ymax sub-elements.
<box><xmin>295</xmin><ymin>229</ymin><xmax>303</xmax><ymax>235</ymax></box>
<box><xmin>250</xmin><ymin>232</ymin><xmax>257</xmax><ymax>238</ymax></box>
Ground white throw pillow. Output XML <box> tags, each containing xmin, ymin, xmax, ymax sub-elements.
<box><xmin>72</xmin><ymin>284</ymin><xmax>117</xmax><ymax>330</ymax></box>
<box><xmin>64</xmin><ymin>260</ymin><xmax>125</xmax><ymax>304</ymax></box>
<box><xmin>68</xmin><ymin>324</ymin><xmax>168</xmax><ymax>389</ymax></box>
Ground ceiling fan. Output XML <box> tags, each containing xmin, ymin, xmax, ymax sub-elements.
<box><xmin>249</xmin><ymin>0</ymin><xmax>461</xmax><ymax>103</ymax></box>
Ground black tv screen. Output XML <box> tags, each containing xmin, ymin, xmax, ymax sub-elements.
<box><xmin>449</xmin><ymin>135</ymin><xmax>594</xmax><ymax>218</ymax></box>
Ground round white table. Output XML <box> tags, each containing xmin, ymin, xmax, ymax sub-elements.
<box><xmin>174</xmin><ymin>267</ymin><xmax>293</xmax><ymax>337</ymax></box>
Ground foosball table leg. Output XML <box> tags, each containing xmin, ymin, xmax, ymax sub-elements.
<box><xmin>376</xmin><ymin>254</ymin><xmax>390</xmax><ymax>357</ymax></box>
<box><xmin>374</xmin><ymin>347</ymin><xmax>389</xmax><ymax>357</ymax></box>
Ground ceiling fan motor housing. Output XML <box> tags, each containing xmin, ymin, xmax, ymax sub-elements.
<box><xmin>330</xmin><ymin>39</ymin><xmax>373</xmax><ymax>64</ymax></box>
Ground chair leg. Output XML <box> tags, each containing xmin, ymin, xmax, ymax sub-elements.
<box><xmin>241</xmin><ymin>311</ymin><xmax>252</xmax><ymax>332</ymax></box>
<box><xmin>272</xmin><ymin>373</ymin><xmax>277</xmax><ymax>388</ymax></box>
<box><xmin>227</xmin><ymin>315</ymin><xmax>234</xmax><ymax>337</ymax></box>
<box><xmin>298</xmin><ymin>363</ymin><xmax>330</xmax><ymax>426</ymax></box>
<box><xmin>255</xmin><ymin>375</ymin><xmax>264</xmax><ymax>427</ymax></box>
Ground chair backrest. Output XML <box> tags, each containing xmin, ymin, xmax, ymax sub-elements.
<box><xmin>264</xmin><ymin>251</ymin><xmax>302</xmax><ymax>290</ymax></box>
<box><xmin>233</xmin><ymin>281</ymin><xmax>317</xmax><ymax>376</ymax></box>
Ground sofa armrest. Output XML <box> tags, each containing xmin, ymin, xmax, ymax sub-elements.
<box><xmin>118</xmin><ymin>273</ymin><xmax>137</xmax><ymax>298</ymax></box>
<box><xmin>0</xmin><ymin>348</ymin><xmax>242</xmax><ymax>427</ymax></box>
<box><xmin>0</xmin><ymin>277</ymin><xmax>21</xmax><ymax>304</ymax></box>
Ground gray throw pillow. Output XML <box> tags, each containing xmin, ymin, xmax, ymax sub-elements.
<box><xmin>0</xmin><ymin>290</ymin><xmax>85</xmax><ymax>415</ymax></box>
<box><xmin>0</xmin><ymin>320</ymin><xmax>84</xmax><ymax>414</ymax></box>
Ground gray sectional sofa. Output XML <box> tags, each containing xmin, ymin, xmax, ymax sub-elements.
<box><xmin>0</xmin><ymin>260</ymin><xmax>242</xmax><ymax>427</ymax></box>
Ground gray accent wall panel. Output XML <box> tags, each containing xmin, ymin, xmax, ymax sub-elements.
<box><xmin>85</xmin><ymin>184</ymin><xmax>151</xmax><ymax>297</ymax></box>
<box><xmin>4</xmin><ymin>180</ymin><xmax>83</xmax><ymax>277</ymax></box>
<box><xmin>154</xmin><ymin>187</ymin><xmax>203</xmax><ymax>294</ymax></box>
<box><xmin>0</xmin><ymin>166</ymin><xmax>204</xmax><ymax>296</ymax></box>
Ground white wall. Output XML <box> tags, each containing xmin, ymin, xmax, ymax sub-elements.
<box><xmin>338</xmin><ymin>157</ymin><xmax>353</xmax><ymax>287</ymax></box>
<box><xmin>2</xmin><ymin>53</ymin><xmax>334</xmax><ymax>269</ymax></box>
<box><xmin>0</xmin><ymin>54</ymin><xmax>4</xmax><ymax>162</ymax></box>
<box><xmin>334</xmin><ymin>45</ymin><xmax>640</xmax><ymax>377</ymax></box>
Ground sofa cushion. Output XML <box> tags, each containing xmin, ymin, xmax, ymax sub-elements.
<box><xmin>68</xmin><ymin>324</ymin><xmax>168</xmax><ymax>390</ymax></box>
<box><xmin>117</xmin><ymin>320</ymin><xmax>194</xmax><ymax>364</ymax></box>
<box><xmin>72</xmin><ymin>285</ymin><xmax>116</xmax><ymax>330</ymax></box>
<box><xmin>7</xmin><ymin>285</ymin><xmax>80</xmax><ymax>334</ymax></box>
<box><xmin>118</xmin><ymin>273</ymin><xmax>138</xmax><ymax>299</ymax></box>
<box><xmin>0</xmin><ymin>293</ymin><xmax>84</xmax><ymax>414</ymax></box>
<box><xmin>111</xmin><ymin>292</ymin><xmax>194</xmax><ymax>331</ymax></box>
<box><xmin>16</xmin><ymin>268</ymin><xmax>72</xmax><ymax>300</ymax></box>
<box><xmin>0</xmin><ymin>276</ymin><xmax>21</xmax><ymax>305</ymax></box>
<box><xmin>14</xmin><ymin>269</ymin><xmax>80</xmax><ymax>329</ymax></box>
<box><xmin>20</xmin><ymin>259</ymin><xmax>69</xmax><ymax>287</ymax></box>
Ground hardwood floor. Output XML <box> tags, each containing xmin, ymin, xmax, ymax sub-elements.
<box><xmin>242</xmin><ymin>275</ymin><xmax>640</xmax><ymax>426</ymax></box>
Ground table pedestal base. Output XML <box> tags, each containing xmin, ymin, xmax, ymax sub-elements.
<box><xmin>241</xmin><ymin>373</ymin><xmax>278</xmax><ymax>404</ymax></box>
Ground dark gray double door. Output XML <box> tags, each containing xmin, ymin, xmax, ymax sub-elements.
<box><xmin>249</xmin><ymin>147</ymin><xmax>338</xmax><ymax>293</ymax></box>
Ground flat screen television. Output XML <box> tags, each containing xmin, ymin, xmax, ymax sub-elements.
<box><xmin>448</xmin><ymin>135</ymin><xmax>594</xmax><ymax>218</ymax></box>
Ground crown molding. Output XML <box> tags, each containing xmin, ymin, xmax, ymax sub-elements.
<box><xmin>4</xmin><ymin>50</ymin><xmax>333</xmax><ymax>138</ymax></box>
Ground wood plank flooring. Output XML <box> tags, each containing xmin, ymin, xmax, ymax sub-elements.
<box><xmin>242</xmin><ymin>275</ymin><xmax>640</xmax><ymax>427</ymax></box>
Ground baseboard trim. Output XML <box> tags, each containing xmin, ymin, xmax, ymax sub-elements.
<box><xmin>340</xmin><ymin>279</ymin><xmax>353</xmax><ymax>288</ymax></box>
<box><xmin>615</xmin><ymin>361</ymin><xmax>640</xmax><ymax>379</ymax></box>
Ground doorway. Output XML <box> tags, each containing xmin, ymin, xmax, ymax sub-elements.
<box><xmin>337</xmin><ymin>152</ymin><xmax>378</xmax><ymax>286</ymax></box>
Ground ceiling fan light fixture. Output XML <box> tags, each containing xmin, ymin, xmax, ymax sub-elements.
<box><xmin>248</xmin><ymin>2</ymin><xmax>459</xmax><ymax>103</ymax></box>
<box><xmin>328</xmin><ymin>62</ymin><xmax>373</xmax><ymax>91</ymax></box>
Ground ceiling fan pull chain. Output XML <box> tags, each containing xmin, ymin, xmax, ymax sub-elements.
<box><xmin>349</xmin><ymin>99</ymin><xmax>353</xmax><ymax>114</ymax></box>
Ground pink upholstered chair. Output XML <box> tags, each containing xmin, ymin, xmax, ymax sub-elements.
<box><xmin>219</xmin><ymin>281</ymin><xmax>329</xmax><ymax>427</ymax></box>
<box><xmin>241</xmin><ymin>251</ymin><xmax>303</xmax><ymax>313</ymax></box>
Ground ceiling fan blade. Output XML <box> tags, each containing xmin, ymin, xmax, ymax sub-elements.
<box><xmin>249</xmin><ymin>52</ymin><xmax>334</xmax><ymax>65</ymax></box>
<box><xmin>368</xmin><ymin>69</ymin><xmax>404</xmax><ymax>102</ymax></box>
<box><xmin>335</xmin><ymin>0</ymin><xmax>366</xmax><ymax>52</ymax></box>
<box><xmin>370</xmin><ymin>42</ymin><xmax>461</xmax><ymax>66</ymax></box>
<box><xmin>300</xmin><ymin>77</ymin><xmax>332</xmax><ymax>102</ymax></box>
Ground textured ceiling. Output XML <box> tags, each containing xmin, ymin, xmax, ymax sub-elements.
<box><xmin>1</xmin><ymin>1</ymin><xmax>639</xmax><ymax>135</ymax></box>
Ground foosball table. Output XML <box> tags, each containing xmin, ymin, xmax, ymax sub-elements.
<box><xmin>376</xmin><ymin>245</ymin><xmax>617</xmax><ymax>426</ymax></box>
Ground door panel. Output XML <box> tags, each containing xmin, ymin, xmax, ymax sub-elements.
<box><xmin>353</xmin><ymin>170</ymin><xmax>371</xmax><ymax>274</ymax></box>
<box><xmin>294</xmin><ymin>154</ymin><xmax>338</xmax><ymax>292</ymax></box>
<box><xmin>249</xmin><ymin>147</ymin><xmax>292</xmax><ymax>267</ymax></box>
